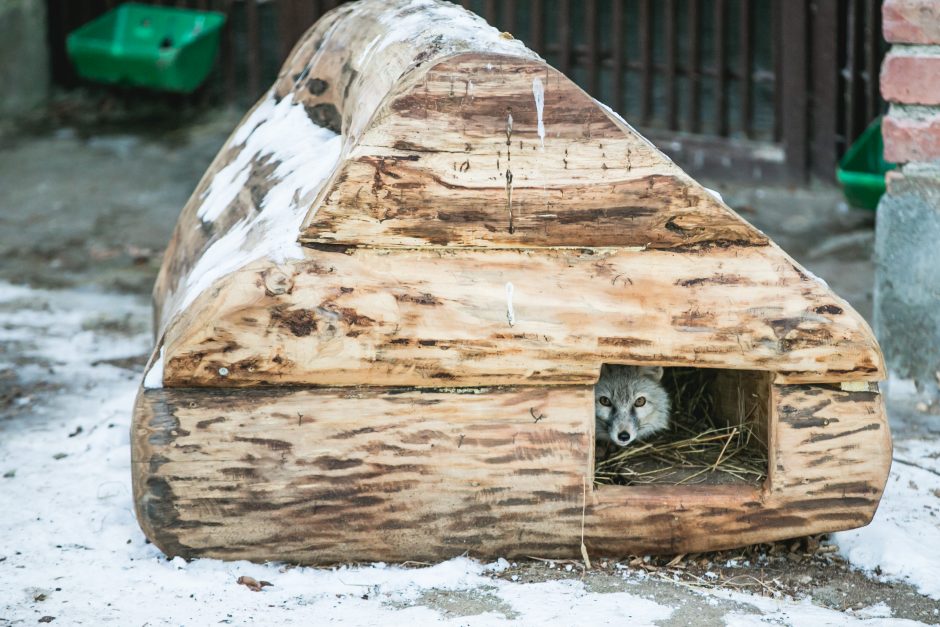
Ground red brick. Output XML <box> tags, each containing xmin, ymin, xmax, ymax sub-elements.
<box><xmin>884</xmin><ymin>0</ymin><xmax>940</xmax><ymax>44</ymax></box>
<box><xmin>881</xmin><ymin>50</ymin><xmax>940</xmax><ymax>104</ymax></box>
<box><xmin>883</xmin><ymin>111</ymin><xmax>940</xmax><ymax>162</ymax></box>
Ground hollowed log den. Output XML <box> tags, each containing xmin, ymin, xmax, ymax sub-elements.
<box><xmin>133</xmin><ymin>0</ymin><xmax>891</xmax><ymax>564</ymax></box>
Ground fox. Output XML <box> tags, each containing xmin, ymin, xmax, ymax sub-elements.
<box><xmin>595</xmin><ymin>364</ymin><xmax>671</xmax><ymax>447</ymax></box>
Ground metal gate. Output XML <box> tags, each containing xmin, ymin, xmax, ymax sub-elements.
<box><xmin>46</xmin><ymin>0</ymin><xmax>886</xmax><ymax>182</ymax></box>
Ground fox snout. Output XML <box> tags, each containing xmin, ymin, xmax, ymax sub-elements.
<box><xmin>609</xmin><ymin>413</ymin><xmax>638</xmax><ymax>446</ymax></box>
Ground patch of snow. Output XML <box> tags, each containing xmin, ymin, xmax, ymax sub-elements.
<box><xmin>835</xmin><ymin>438</ymin><xmax>940</xmax><ymax>600</ymax></box>
<box><xmin>711</xmin><ymin>589</ymin><xmax>923</xmax><ymax>626</ymax></box>
<box><xmin>704</xmin><ymin>187</ymin><xmax>723</xmax><ymax>203</ymax></box>
<box><xmin>372</xmin><ymin>0</ymin><xmax>534</xmax><ymax>61</ymax></box>
<box><xmin>593</xmin><ymin>99</ymin><xmax>665</xmax><ymax>158</ymax></box>
<box><xmin>722</xmin><ymin>597</ymin><xmax>922</xmax><ymax>626</ymax></box>
<box><xmin>486</xmin><ymin>557</ymin><xmax>510</xmax><ymax>573</ymax></box>
<box><xmin>499</xmin><ymin>580</ymin><xmax>671</xmax><ymax>624</ymax></box>
<box><xmin>142</xmin><ymin>345</ymin><xmax>164</xmax><ymax>389</ymax></box>
<box><xmin>167</xmin><ymin>91</ymin><xmax>343</xmax><ymax>327</ymax></box>
<box><xmin>532</xmin><ymin>77</ymin><xmax>545</xmax><ymax>148</ymax></box>
<box><xmin>855</xmin><ymin>602</ymin><xmax>894</xmax><ymax>619</ymax></box>
<box><xmin>802</xmin><ymin>267</ymin><xmax>830</xmax><ymax>288</ymax></box>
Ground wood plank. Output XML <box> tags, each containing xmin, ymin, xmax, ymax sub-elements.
<box><xmin>133</xmin><ymin>381</ymin><xmax>890</xmax><ymax>561</ymax></box>
<box><xmin>770</xmin><ymin>384</ymin><xmax>891</xmax><ymax>497</ymax></box>
<box><xmin>301</xmin><ymin>54</ymin><xmax>762</xmax><ymax>249</ymax></box>
<box><xmin>160</xmin><ymin>246</ymin><xmax>883</xmax><ymax>388</ymax></box>
<box><xmin>133</xmin><ymin>385</ymin><xmax>592</xmax><ymax>562</ymax></box>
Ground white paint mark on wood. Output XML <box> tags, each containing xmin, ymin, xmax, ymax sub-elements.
<box><xmin>505</xmin><ymin>281</ymin><xmax>516</xmax><ymax>327</ymax></box>
<box><xmin>532</xmin><ymin>77</ymin><xmax>545</xmax><ymax>148</ymax></box>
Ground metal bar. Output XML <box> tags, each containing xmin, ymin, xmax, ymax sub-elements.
<box><xmin>504</xmin><ymin>0</ymin><xmax>516</xmax><ymax>34</ymax></box>
<box><xmin>639</xmin><ymin>0</ymin><xmax>652</xmax><ymax>124</ymax></box>
<box><xmin>844</xmin><ymin>0</ymin><xmax>858</xmax><ymax>145</ymax></box>
<box><xmin>772</xmin><ymin>0</ymin><xmax>782</xmax><ymax>141</ymax></box>
<box><xmin>530</xmin><ymin>0</ymin><xmax>544</xmax><ymax>54</ymax></box>
<box><xmin>552</xmin><ymin>43</ymin><xmax>760</xmax><ymax>80</ymax></box>
<box><xmin>278</xmin><ymin>0</ymin><xmax>297</xmax><ymax>63</ymax></box>
<box><xmin>586</xmin><ymin>0</ymin><xmax>599</xmax><ymax>96</ymax></box>
<box><xmin>300</xmin><ymin>0</ymin><xmax>320</xmax><ymax>40</ymax></box>
<box><xmin>714</xmin><ymin>0</ymin><xmax>727</xmax><ymax>136</ymax></box>
<box><xmin>739</xmin><ymin>0</ymin><xmax>752</xmax><ymax>138</ymax></box>
<box><xmin>810</xmin><ymin>0</ymin><xmax>838</xmax><ymax>179</ymax></box>
<box><xmin>484</xmin><ymin>0</ymin><xmax>498</xmax><ymax>24</ymax></box>
<box><xmin>246</xmin><ymin>0</ymin><xmax>262</xmax><ymax>99</ymax></box>
<box><xmin>559</xmin><ymin>0</ymin><xmax>572</xmax><ymax>76</ymax></box>
<box><xmin>685</xmin><ymin>0</ymin><xmax>702</xmax><ymax>133</ymax></box>
<box><xmin>665</xmin><ymin>0</ymin><xmax>677</xmax><ymax>130</ymax></box>
<box><xmin>687</xmin><ymin>0</ymin><xmax>700</xmax><ymax>133</ymax></box>
<box><xmin>612</xmin><ymin>0</ymin><xmax>624</xmax><ymax>114</ymax></box>
<box><xmin>221</xmin><ymin>0</ymin><xmax>237</xmax><ymax>103</ymax></box>
<box><xmin>864</xmin><ymin>0</ymin><xmax>878</xmax><ymax>124</ymax></box>
<box><xmin>779</xmin><ymin>0</ymin><xmax>808</xmax><ymax>180</ymax></box>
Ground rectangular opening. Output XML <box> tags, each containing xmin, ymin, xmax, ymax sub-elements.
<box><xmin>593</xmin><ymin>366</ymin><xmax>771</xmax><ymax>487</ymax></box>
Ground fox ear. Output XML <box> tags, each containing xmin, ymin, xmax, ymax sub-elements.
<box><xmin>640</xmin><ymin>366</ymin><xmax>664</xmax><ymax>382</ymax></box>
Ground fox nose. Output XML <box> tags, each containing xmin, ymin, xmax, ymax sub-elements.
<box><xmin>616</xmin><ymin>430</ymin><xmax>633</xmax><ymax>445</ymax></box>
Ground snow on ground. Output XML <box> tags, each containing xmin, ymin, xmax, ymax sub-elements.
<box><xmin>0</xmin><ymin>280</ymin><xmax>937</xmax><ymax>625</ymax></box>
<box><xmin>834</xmin><ymin>438</ymin><xmax>940</xmax><ymax>601</ymax></box>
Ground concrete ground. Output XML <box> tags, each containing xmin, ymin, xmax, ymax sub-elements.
<box><xmin>1</xmin><ymin>97</ymin><xmax>938</xmax><ymax>625</ymax></box>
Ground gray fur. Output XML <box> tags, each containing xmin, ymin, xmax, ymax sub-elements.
<box><xmin>595</xmin><ymin>364</ymin><xmax>671</xmax><ymax>447</ymax></box>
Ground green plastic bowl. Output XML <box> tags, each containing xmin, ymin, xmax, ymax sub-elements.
<box><xmin>836</xmin><ymin>117</ymin><xmax>898</xmax><ymax>211</ymax></box>
<box><xmin>66</xmin><ymin>3</ymin><xmax>226</xmax><ymax>93</ymax></box>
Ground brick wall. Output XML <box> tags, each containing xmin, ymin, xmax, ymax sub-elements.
<box><xmin>881</xmin><ymin>0</ymin><xmax>940</xmax><ymax>162</ymax></box>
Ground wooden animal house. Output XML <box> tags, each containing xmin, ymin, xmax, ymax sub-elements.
<box><xmin>133</xmin><ymin>0</ymin><xmax>891</xmax><ymax>563</ymax></box>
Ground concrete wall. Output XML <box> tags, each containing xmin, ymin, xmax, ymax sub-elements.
<box><xmin>876</xmin><ymin>0</ymin><xmax>940</xmax><ymax>395</ymax></box>
<box><xmin>0</xmin><ymin>0</ymin><xmax>50</xmax><ymax>119</ymax></box>
<box><xmin>875</xmin><ymin>166</ymin><xmax>940</xmax><ymax>391</ymax></box>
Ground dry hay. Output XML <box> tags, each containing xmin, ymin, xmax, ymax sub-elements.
<box><xmin>594</xmin><ymin>368</ymin><xmax>768</xmax><ymax>486</ymax></box>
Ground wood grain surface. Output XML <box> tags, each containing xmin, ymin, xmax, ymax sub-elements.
<box><xmin>133</xmin><ymin>382</ymin><xmax>889</xmax><ymax>562</ymax></box>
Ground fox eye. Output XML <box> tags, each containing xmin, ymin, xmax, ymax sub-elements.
<box><xmin>599</xmin><ymin>396</ymin><xmax>612</xmax><ymax>407</ymax></box>
<box><xmin>634</xmin><ymin>396</ymin><xmax>646</xmax><ymax>408</ymax></box>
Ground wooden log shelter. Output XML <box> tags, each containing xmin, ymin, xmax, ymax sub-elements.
<box><xmin>133</xmin><ymin>0</ymin><xmax>891</xmax><ymax>563</ymax></box>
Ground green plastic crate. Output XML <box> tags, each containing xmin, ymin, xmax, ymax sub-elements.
<box><xmin>836</xmin><ymin>117</ymin><xmax>898</xmax><ymax>211</ymax></box>
<box><xmin>66</xmin><ymin>3</ymin><xmax>226</xmax><ymax>93</ymax></box>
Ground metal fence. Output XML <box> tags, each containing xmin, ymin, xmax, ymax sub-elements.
<box><xmin>46</xmin><ymin>0</ymin><xmax>886</xmax><ymax>182</ymax></box>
